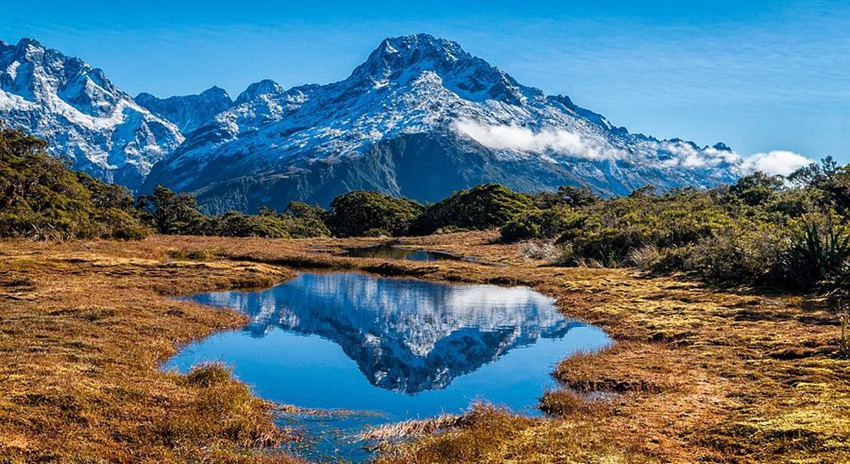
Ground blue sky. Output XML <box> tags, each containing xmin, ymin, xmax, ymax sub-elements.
<box><xmin>2</xmin><ymin>0</ymin><xmax>849</xmax><ymax>161</ymax></box>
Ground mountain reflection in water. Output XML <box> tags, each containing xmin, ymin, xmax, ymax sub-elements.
<box><xmin>189</xmin><ymin>272</ymin><xmax>585</xmax><ymax>393</ymax></box>
<box><xmin>167</xmin><ymin>272</ymin><xmax>611</xmax><ymax>433</ymax></box>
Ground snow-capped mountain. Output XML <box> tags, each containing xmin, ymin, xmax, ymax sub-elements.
<box><xmin>136</xmin><ymin>86</ymin><xmax>233</xmax><ymax>135</ymax></box>
<box><xmin>143</xmin><ymin>33</ymin><xmax>741</xmax><ymax>213</ymax></box>
<box><xmin>0</xmin><ymin>38</ymin><xmax>183</xmax><ymax>190</ymax></box>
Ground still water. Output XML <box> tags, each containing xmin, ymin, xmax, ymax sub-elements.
<box><xmin>344</xmin><ymin>244</ymin><xmax>459</xmax><ymax>261</ymax></box>
<box><xmin>165</xmin><ymin>272</ymin><xmax>611</xmax><ymax>461</ymax></box>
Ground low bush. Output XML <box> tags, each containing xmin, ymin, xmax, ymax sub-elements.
<box><xmin>325</xmin><ymin>190</ymin><xmax>423</xmax><ymax>237</ymax></box>
<box><xmin>414</xmin><ymin>184</ymin><xmax>534</xmax><ymax>235</ymax></box>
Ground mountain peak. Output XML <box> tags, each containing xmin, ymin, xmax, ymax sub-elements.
<box><xmin>712</xmin><ymin>142</ymin><xmax>732</xmax><ymax>152</ymax></box>
<box><xmin>7</xmin><ymin>38</ymin><xmax>47</xmax><ymax>62</ymax></box>
<box><xmin>0</xmin><ymin>37</ymin><xmax>183</xmax><ymax>190</ymax></box>
<box><xmin>134</xmin><ymin>86</ymin><xmax>234</xmax><ymax>134</ymax></box>
<box><xmin>379</xmin><ymin>33</ymin><xmax>465</xmax><ymax>59</ymax></box>
<box><xmin>357</xmin><ymin>33</ymin><xmax>470</xmax><ymax>76</ymax></box>
<box><xmin>235</xmin><ymin>79</ymin><xmax>283</xmax><ymax>105</ymax></box>
<box><xmin>345</xmin><ymin>33</ymin><xmax>533</xmax><ymax>105</ymax></box>
<box><xmin>200</xmin><ymin>85</ymin><xmax>229</xmax><ymax>99</ymax></box>
<box><xmin>16</xmin><ymin>37</ymin><xmax>43</xmax><ymax>49</ymax></box>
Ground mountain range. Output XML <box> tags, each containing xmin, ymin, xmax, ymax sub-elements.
<box><xmin>1</xmin><ymin>34</ymin><xmax>745</xmax><ymax>213</ymax></box>
<box><xmin>0</xmin><ymin>38</ymin><xmax>183</xmax><ymax>190</ymax></box>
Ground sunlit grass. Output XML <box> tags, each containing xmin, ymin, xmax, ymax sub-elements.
<box><xmin>1</xmin><ymin>233</ymin><xmax>848</xmax><ymax>462</ymax></box>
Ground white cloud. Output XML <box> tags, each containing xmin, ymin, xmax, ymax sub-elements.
<box><xmin>655</xmin><ymin>141</ymin><xmax>742</xmax><ymax>169</ymax></box>
<box><xmin>451</xmin><ymin>119</ymin><xmax>624</xmax><ymax>161</ymax></box>
<box><xmin>452</xmin><ymin>118</ymin><xmax>814</xmax><ymax>178</ymax></box>
<box><xmin>740</xmin><ymin>151</ymin><xmax>813</xmax><ymax>177</ymax></box>
<box><xmin>657</xmin><ymin>141</ymin><xmax>813</xmax><ymax>177</ymax></box>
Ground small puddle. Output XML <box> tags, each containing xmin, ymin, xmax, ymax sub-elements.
<box><xmin>344</xmin><ymin>244</ymin><xmax>459</xmax><ymax>262</ymax></box>
<box><xmin>165</xmin><ymin>272</ymin><xmax>611</xmax><ymax>461</ymax></box>
<box><xmin>343</xmin><ymin>243</ymin><xmax>506</xmax><ymax>266</ymax></box>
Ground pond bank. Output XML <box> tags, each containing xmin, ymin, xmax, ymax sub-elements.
<box><xmin>165</xmin><ymin>271</ymin><xmax>612</xmax><ymax>461</ymax></box>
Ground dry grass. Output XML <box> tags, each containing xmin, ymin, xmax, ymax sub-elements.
<box><xmin>1</xmin><ymin>233</ymin><xmax>849</xmax><ymax>463</ymax></box>
<box><xmin>0</xmin><ymin>239</ymin><xmax>302</xmax><ymax>463</ymax></box>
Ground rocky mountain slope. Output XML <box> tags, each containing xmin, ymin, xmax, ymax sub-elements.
<box><xmin>0</xmin><ymin>38</ymin><xmax>183</xmax><ymax>190</ymax></box>
<box><xmin>143</xmin><ymin>34</ymin><xmax>741</xmax><ymax>213</ymax></box>
<box><xmin>136</xmin><ymin>86</ymin><xmax>233</xmax><ymax>134</ymax></box>
<box><xmin>0</xmin><ymin>34</ymin><xmax>743</xmax><ymax>208</ymax></box>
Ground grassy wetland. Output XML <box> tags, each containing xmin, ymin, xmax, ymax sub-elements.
<box><xmin>2</xmin><ymin>127</ymin><xmax>850</xmax><ymax>462</ymax></box>
<box><xmin>1</xmin><ymin>233</ymin><xmax>848</xmax><ymax>463</ymax></box>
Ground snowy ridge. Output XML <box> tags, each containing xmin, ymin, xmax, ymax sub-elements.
<box><xmin>136</xmin><ymin>86</ymin><xmax>233</xmax><ymax>135</ymax></box>
<box><xmin>144</xmin><ymin>34</ymin><xmax>743</xmax><ymax>212</ymax></box>
<box><xmin>1</xmin><ymin>34</ymin><xmax>750</xmax><ymax>206</ymax></box>
<box><xmin>0</xmin><ymin>38</ymin><xmax>183</xmax><ymax>190</ymax></box>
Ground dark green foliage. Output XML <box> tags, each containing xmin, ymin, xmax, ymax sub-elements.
<box><xmin>779</xmin><ymin>218</ymin><xmax>850</xmax><ymax>288</ymax></box>
<box><xmin>553</xmin><ymin>188</ymin><xmax>735</xmax><ymax>266</ymax></box>
<box><xmin>206</xmin><ymin>210</ymin><xmax>330</xmax><ymax>239</ymax></box>
<box><xmin>532</xmin><ymin>186</ymin><xmax>601</xmax><ymax>209</ymax></box>
<box><xmin>728</xmin><ymin>172</ymin><xmax>784</xmax><ymax>206</ymax></box>
<box><xmin>285</xmin><ymin>201</ymin><xmax>326</xmax><ymax>220</ymax></box>
<box><xmin>325</xmin><ymin>190</ymin><xmax>423</xmax><ymax>237</ymax></box>
<box><xmin>0</xmin><ymin>125</ymin><xmax>149</xmax><ymax>240</ymax></box>
<box><xmin>499</xmin><ymin>219</ymin><xmax>541</xmax><ymax>242</ymax></box>
<box><xmin>137</xmin><ymin>185</ymin><xmax>209</xmax><ymax>235</ymax></box>
<box><xmin>523</xmin><ymin>158</ymin><xmax>850</xmax><ymax>292</ymax></box>
<box><xmin>208</xmin><ymin>211</ymin><xmax>290</xmax><ymax>238</ymax></box>
<box><xmin>363</xmin><ymin>228</ymin><xmax>391</xmax><ymax>237</ymax></box>
<box><xmin>414</xmin><ymin>184</ymin><xmax>534</xmax><ymax>234</ymax></box>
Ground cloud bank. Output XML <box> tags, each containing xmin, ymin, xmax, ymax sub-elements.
<box><xmin>453</xmin><ymin>119</ymin><xmax>814</xmax><ymax>177</ymax></box>
<box><xmin>654</xmin><ymin>141</ymin><xmax>741</xmax><ymax>169</ymax></box>
<box><xmin>451</xmin><ymin>119</ymin><xmax>624</xmax><ymax>161</ymax></box>
<box><xmin>740</xmin><ymin>151</ymin><xmax>812</xmax><ymax>177</ymax></box>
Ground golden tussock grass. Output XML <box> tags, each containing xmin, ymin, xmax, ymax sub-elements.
<box><xmin>1</xmin><ymin>232</ymin><xmax>849</xmax><ymax>463</ymax></box>
<box><xmin>0</xmin><ymin>239</ymin><xmax>303</xmax><ymax>463</ymax></box>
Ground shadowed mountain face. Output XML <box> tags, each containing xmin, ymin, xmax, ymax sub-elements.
<box><xmin>144</xmin><ymin>33</ymin><xmax>741</xmax><ymax>213</ymax></box>
<box><xmin>186</xmin><ymin>272</ymin><xmax>584</xmax><ymax>394</ymax></box>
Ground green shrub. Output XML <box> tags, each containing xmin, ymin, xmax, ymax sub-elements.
<box><xmin>500</xmin><ymin>219</ymin><xmax>541</xmax><ymax>242</ymax></box>
<box><xmin>363</xmin><ymin>228</ymin><xmax>391</xmax><ymax>237</ymax></box>
<box><xmin>205</xmin><ymin>210</ymin><xmax>331</xmax><ymax>239</ymax></box>
<box><xmin>728</xmin><ymin>172</ymin><xmax>783</xmax><ymax>206</ymax></box>
<box><xmin>284</xmin><ymin>201</ymin><xmax>326</xmax><ymax>220</ymax></box>
<box><xmin>325</xmin><ymin>190</ymin><xmax>423</xmax><ymax>237</ymax></box>
<box><xmin>676</xmin><ymin>226</ymin><xmax>785</xmax><ymax>286</ymax></box>
<box><xmin>414</xmin><ymin>184</ymin><xmax>534</xmax><ymax>235</ymax></box>
<box><xmin>555</xmin><ymin>189</ymin><xmax>734</xmax><ymax>267</ymax></box>
<box><xmin>137</xmin><ymin>185</ymin><xmax>209</xmax><ymax>235</ymax></box>
<box><xmin>532</xmin><ymin>186</ymin><xmax>601</xmax><ymax>209</ymax></box>
<box><xmin>776</xmin><ymin>217</ymin><xmax>850</xmax><ymax>289</ymax></box>
<box><xmin>0</xmin><ymin>125</ymin><xmax>150</xmax><ymax>240</ymax></box>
